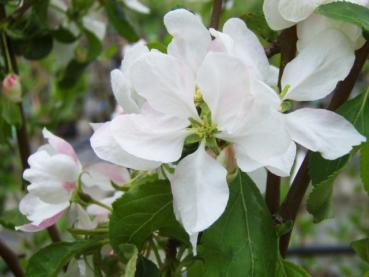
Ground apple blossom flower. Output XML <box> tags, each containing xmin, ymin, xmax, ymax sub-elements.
<box><xmin>16</xmin><ymin>128</ymin><xmax>82</xmax><ymax>232</ymax></box>
<box><xmin>211</xmin><ymin>18</ymin><xmax>365</xmax><ymax>175</ymax></box>
<box><xmin>123</xmin><ymin>0</ymin><xmax>150</xmax><ymax>14</ymax></box>
<box><xmin>263</xmin><ymin>0</ymin><xmax>368</xmax><ymax>50</ymax></box>
<box><xmin>17</xmin><ymin>129</ymin><xmax>129</xmax><ymax>232</ymax></box>
<box><xmin>93</xmin><ymin>9</ymin><xmax>292</xmax><ymax>252</ymax></box>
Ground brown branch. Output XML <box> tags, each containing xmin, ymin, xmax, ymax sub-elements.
<box><xmin>0</xmin><ymin>239</ymin><xmax>24</xmax><ymax>277</ymax></box>
<box><xmin>209</xmin><ymin>0</ymin><xmax>223</xmax><ymax>29</ymax></box>
<box><xmin>265</xmin><ymin>27</ymin><xmax>297</xmax><ymax>216</ymax></box>
<box><xmin>0</xmin><ymin>0</ymin><xmax>38</xmax><ymax>25</ymax></box>
<box><xmin>4</xmin><ymin>17</ymin><xmax>62</xmax><ymax>243</ymax></box>
<box><xmin>278</xmin><ymin>41</ymin><xmax>369</xmax><ymax>257</ymax></box>
<box><xmin>265</xmin><ymin>41</ymin><xmax>280</xmax><ymax>58</ymax></box>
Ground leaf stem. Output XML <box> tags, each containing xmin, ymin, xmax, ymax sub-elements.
<box><xmin>0</xmin><ymin>239</ymin><xmax>24</xmax><ymax>277</ymax></box>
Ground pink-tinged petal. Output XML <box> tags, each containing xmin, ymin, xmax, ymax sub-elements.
<box><xmin>19</xmin><ymin>193</ymin><xmax>69</xmax><ymax>225</ymax></box>
<box><xmin>82</xmin><ymin>162</ymin><xmax>130</xmax><ymax>191</ymax></box>
<box><xmin>42</xmin><ymin>128</ymin><xmax>79</xmax><ymax>163</ymax></box>
<box><xmin>90</xmin><ymin>121</ymin><xmax>161</xmax><ymax>170</ymax></box>
<box><xmin>16</xmin><ymin>211</ymin><xmax>64</xmax><ymax>232</ymax></box>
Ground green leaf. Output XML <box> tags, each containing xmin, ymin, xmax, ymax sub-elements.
<box><xmin>135</xmin><ymin>256</ymin><xmax>160</xmax><ymax>277</ymax></box>
<box><xmin>123</xmin><ymin>244</ymin><xmax>138</xmax><ymax>277</ymax></box>
<box><xmin>352</xmin><ymin>238</ymin><xmax>369</xmax><ymax>263</ymax></box>
<box><xmin>307</xmin><ymin>90</ymin><xmax>369</xmax><ymax>221</ymax></box>
<box><xmin>105</xmin><ymin>0</ymin><xmax>139</xmax><ymax>42</ymax></box>
<box><xmin>316</xmin><ymin>2</ymin><xmax>369</xmax><ymax>33</ymax></box>
<box><xmin>25</xmin><ymin>240</ymin><xmax>106</xmax><ymax>277</ymax></box>
<box><xmin>0</xmin><ymin>208</ymin><xmax>28</xmax><ymax>230</ymax></box>
<box><xmin>109</xmin><ymin>177</ymin><xmax>188</xmax><ymax>252</ymax></box>
<box><xmin>200</xmin><ymin>172</ymin><xmax>278</xmax><ymax>276</ymax></box>
<box><xmin>51</xmin><ymin>27</ymin><xmax>79</xmax><ymax>43</ymax></box>
<box><xmin>361</xmin><ymin>142</ymin><xmax>369</xmax><ymax>194</ymax></box>
<box><xmin>13</xmin><ymin>34</ymin><xmax>53</xmax><ymax>60</ymax></box>
<box><xmin>277</xmin><ymin>259</ymin><xmax>311</xmax><ymax>277</ymax></box>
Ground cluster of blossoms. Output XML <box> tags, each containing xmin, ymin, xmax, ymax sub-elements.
<box><xmin>18</xmin><ymin>5</ymin><xmax>366</xmax><ymax>254</ymax></box>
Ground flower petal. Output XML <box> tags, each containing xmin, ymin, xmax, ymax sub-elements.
<box><xmin>43</xmin><ymin>128</ymin><xmax>78</xmax><ymax>163</ymax></box>
<box><xmin>131</xmin><ymin>52</ymin><xmax>199</xmax><ymax>119</ymax></box>
<box><xmin>222</xmin><ymin>18</ymin><xmax>271</xmax><ymax>83</ymax></box>
<box><xmin>265</xmin><ymin>142</ymin><xmax>297</xmax><ymax>177</ymax></box>
<box><xmin>197</xmin><ymin>52</ymin><xmax>253</xmax><ymax>128</ymax></box>
<box><xmin>278</xmin><ymin>0</ymin><xmax>318</xmax><ymax>23</ymax></box>
<box><xmin>164</xmin><ymin>9</ymin><xmax>211</xmax><ymax>71</ymax></box>
<box><xmin>111</xmin><ymin>110</ymin><xmax>190</xmax><ymax>163</ymax></box>
<box><xmin>82</xmin><ymin>162</ymin><xmax>130</xmax><ymax>191</ymax></box>
<box><xmin>18</xmin><ymin>193</ymin><xmax>68</xmax><ymax>227</ymax></box>
<box><xmin>285</xmin><ymin>108</ymin><xmax>366</xmax><ymax>159</ymax></box>
<box><xmin>170</xmin><ymin>143</ymin><xmax>229</xmax><ymax>235</ymax></box>
<box><xmin>263</xmin><ymin>0</ymin><xmax>295</xmax><ymax>30</ymax></box>
<box><xmin>90</xmin><ymin>121</ymin><xmax>160</xmax><ymax>170</ymax></box>
<box><xmin>297</xmin><ymin>14</ymin><xmax>365</xmax><ymax>51</ymax></box>
<box><xmin>282</xmin><ymin>29</ymin><xmax>355</xmax><ymax>101</ymax></box>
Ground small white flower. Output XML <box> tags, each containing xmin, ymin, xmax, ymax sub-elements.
<box><xmin>17</xmin><ymin>128</ymin><xmax>81</xmax><ymax>232</ymax></box>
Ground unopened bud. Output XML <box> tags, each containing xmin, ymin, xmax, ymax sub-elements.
<box><xmin>2</xmin><ymin>74</ymin><xmax>22</xmax><ymax>103</ymax></box>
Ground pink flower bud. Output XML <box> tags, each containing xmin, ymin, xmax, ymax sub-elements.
<box><xmin>2</xmin><ymin>74</ymin><xmax>22</xmax><ymax>103</ymax></box>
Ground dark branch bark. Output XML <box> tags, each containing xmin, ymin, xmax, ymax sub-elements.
<box><xmin>265</xmin><ymin>27</ymin><xmax>297</xmax><ymax>215</ymax></box>
<box><xmin>209</xmin><ymin>0</ymin><xmax>223</xmax><ymax>29</ymax></box>
<box><xmin>278</xmin><ymin>41</ymin><xmax>369</xmax><ymax>257</ymax></box>
<box><xmin>0</xmin><ymin>239</ymin><xmax>24</xmax><ymax>277</ymax></box>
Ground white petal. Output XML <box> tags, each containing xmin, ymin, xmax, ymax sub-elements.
<box><xmin>222</xmin><ymin>18</ymin><xmax>271</xmax><ymax>83</ymax></box>
<box><xmin>197</xmin><ymin>53</ymin><xmax>254</xmax><ymax>129</ymax></box>
<box><xmin>297</xmin><ymin>14</ymin><xmax>365</xmax><ymax>51</ymax></box>
<box><xmin>265</xmin><ymin>142</ymin><xmax>297</xmax><ymax>177</ymax></box>
<box><xmin>82</xmin><ymin>162</ymin><xmax>130</xmax><ymax>191</ymax></box>
<box><xmin>18</xmin><ymin>193</ymin><xmax>68</xmax><ymax>226</ymax></box>
<box><xmin>87</xmin><ymin>192</ymin><xmax>123</xmax><ymax>216</ymax></box>
<box><xmin>278</xmin><ymin>0</ymin><xmax>318</xmax><ymax>23</ymax></box>
<box><xmin>263</xmin><ymin>0</ymin><xmax>295</xmax><ymax>30</ymax></box>
<box><xmin>90</xmin><ymin>121</ymin><xmax>160</xmax><ymax>170</ymax></box>
<box><xmin>131</xmin><ymin>52</ymin><xmax>199</xmax><ymax>119</ymax></box>
<box><xmin>285</xmin><ymin>108</ymin><xmax>366</xmax><ymax>159</ymax></box>
<box><xmin>233</xmin><ymin>144</ymin><xmax>263</xmax><ymax>172</ymax></box>
<box><xmin>221</xmin><ymin>106</ymin><xmax>290</xmax><ymax>164</ymax></box>
<box><xmin>282</xmin><ymin>29</ymin><xmax>355</xmax><ymax>101</ymax></box>
<box><xmin>110</xmin><ymin>69</ymin><xmax>141</xmax><ymax>113</ymax></box>
<box><xmin>121</xmin><ymin>41</ymin><xmax>149</xmax><ymax>73</ymax></box>
<box><xmin>69</xmin><ymin>204</ymin><xmax>96</xmax><ymax>230</ymax></box>
<box><xmin>42</xmin><ymin>128</ymin><xmax>78</xmax><ymax>162</ymax></box>
<box><xmin>248</xmin><ymin>168</ymin><xmax>267</xmax><ymax>193</ymax></box>
<box><xmin>111</xmin><ymin>111</ymin><xmax>190</xmax><ymax>163</ymax></box>
<box><xmin>170</xmin><ymin>143</ymin><xmax>229</xmax><ymax>234</ymax></box>
<box><xmin>123</xmin><ymin>0</ymin><xmax>150</xmax><ymax>14</ymax></box>
<box><xmin>164</xmin><ymin>9</ymin><xmax>211</xmax><ymax>71</ymax></box>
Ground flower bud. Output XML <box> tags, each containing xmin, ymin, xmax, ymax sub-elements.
<box><xmin>2</xmin><ymin>74</ymin><xmax>22</xmax><ymax>103</ymax></box>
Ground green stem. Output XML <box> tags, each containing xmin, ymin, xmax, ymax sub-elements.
<box><xmin>68</xmin><ymin>228</ymin><xmax>108</xmax><ymax>235</ymax></box>
<box><xmin>151</xmin><ymin>239</ymin><xmax>163</xmax><ymax>268</ymax></box>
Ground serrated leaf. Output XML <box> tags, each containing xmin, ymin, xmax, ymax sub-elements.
<box><xmin>105</xmin><ymin>0</ymin><xmax>139</xmax><ymax>42</ymax></box>
<box><xmin>306</xmin><ymin>177</ymin><xmax>335</xmax><ymax>223</ymax></box>
<box><xmin>277</xmin><ymin>259</ymin><xmax>311</xmax><ymax>277</ymax></box>
<box><xmin>109</xmin><ymin>177</ymin><xmax>188</xmax><ymax>252</ymax></box>
<box><xmin>308</xmin><ymin>90</ymin><xmax>369</xmax><ymax>221</ymax></box>
<box><xmin>200</xmin><ymin>172</ymin><xmax>278</xmax><ymax>276</ymax></box>
<box><xmin>25</xmin><ymin>240</ymin><xmax>105</xmax><ymax>277</ymax></box>
<box><xmin>352</xmin><ymin>238</ymin><xmax>369</xmax><ymax>263</ymax></box>
<box><xmin>317</xmin><ymin>2</ymin><xmax>369</xmax><ymax>33</ymax></box>
<box><xmin>361</xmin><ymin>142</ymin><xmax>369</xmax><ymax>193</ymax></box>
